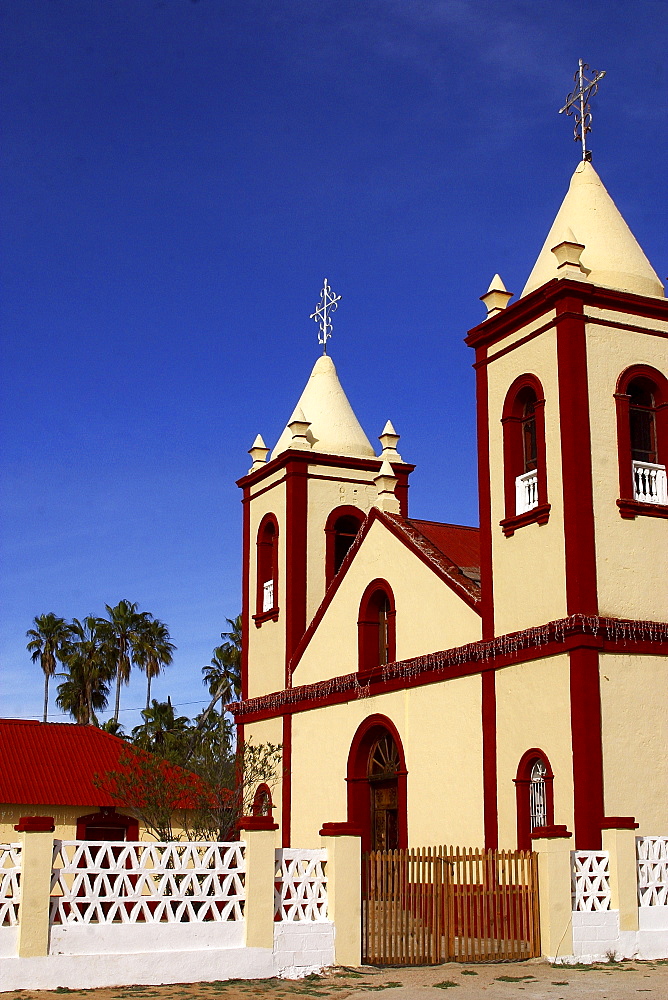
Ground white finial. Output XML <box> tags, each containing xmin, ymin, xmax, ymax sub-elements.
<box><xmin>480</xmin><ymin>274</ymin><xmax>513</xmax><ymax>318</ymax></box>
<box><xmin>288</xmin><ymin>406</ymin><xmax>312</xmax><ymax>450</ymax></box>
<box><xmin>310</xmin><ymin>279</ymin><xmax>341</xmax><ymax>355</ymax></box>
<box><xmin>551</xmin><ymin>229</ymin><xmax>588</xmax><ymax>278</ymax></box>
<box><xmin>378</xmin><ymin>420</ymin><xmax>402</xmax><ymax>462</ymax></box>
<box><xmin>373</xmin><ymin>459</ymin><xmax>400</xmax><ymax>514</ymax></box>
<box><xmin>559</xmin><ymin>59</ymin><xmax>606</xmax><ymax>162</ymax></box>
<box><xmin>248</xmin><ymin>434</ymin><xmax>269</xmax><ymax>472</ymax></box>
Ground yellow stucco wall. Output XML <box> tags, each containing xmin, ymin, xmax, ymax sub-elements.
<box><xmin>0</xmin><ymin>805</ymin><xmax>151</xmax><ymax>843</ymax></box>
<box><xmin>244</xmin><ymin>716</ymin><xmax>284</xmax><ymax>830</ymax></box>
<box><xmin>293</xmin><ymin>517</ymin><xmax>481</xmax><ymax>687</ymax></box>
<box><xmin>305</xmin><ymin>464</ymin><xmax>379</xmax><ymax>620</ymax></box>
<box><xmin>487</xmin><ymin>327</ymin><xmax>568</xmax><ymax>636</ymax></box>
<box><xmin>495</xmin><ymin>654</ymin><xmax>573</xmax><ymax>847</ymax></box>
<box><xmin>246</xmin><ymin>474</ymin><xmax>287</xmax><ymax>698</ymax></box>
<box><xmin>289</xmin><ymin>676</ymin><xmax>484</xmax><ymax>849</ymax></box>
<box><xmin>585</xmin><ymin>319</ymin><xmax>668</xmax><ymax>622</ymax></box>
<box><xmin>600</xmin><ymin>652</ymin><xmax>668</xmax><ymax>834</ymax></box>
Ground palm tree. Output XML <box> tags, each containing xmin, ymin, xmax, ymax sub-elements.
<box><xmin>132</xmin><ymin>697</ymin><xmax>190</xmax><ymax>752</ymax></box>
<box><xmin>199</xmin><ymin>616</ymin><xmax>242</xmax><ymax>728</ymax></box>
<box><xmin>26</xmin><ymin>613</ymin><xmax>72</xmax><ymax>723</ymax></box>
<box><xmin>134</xmin><ymin>618</ymin><xmax>176</xmax><ymax>710</ymax></box>
<box><xmin>57</xmin><ymin>617</ymin><xmax>113</xmax><ymax>725</ymax></box>
<box><xmin>99</xmin><ymin>600</ymin><xmax>152</xmax><ymax>724</ymax></box>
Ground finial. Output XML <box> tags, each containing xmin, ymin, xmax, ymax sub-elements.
<box><xmin>480</xmin><ymin>274</ymin><xmax>513</xmax><ymax>318</ymax></box>
<box><xmin>559</xmin><ymin>59</ymin><xmax>606</xmax><ymax>162</ymax></box>
<box><xmin>378</xmin><ymin>420</ymin><xmax>402</xmax><ymax>462</ymax></box>
<box><xmin>310</xmin><ymin>278</ymin><xmax>341</xmax><ymax>355</ymax></box>
<box><xmin>248</xmin><ymin>434</ymin><xmax>269</xmax><ymax>473</ymax></box>
<box><xmin>551</xmin><ymin>229</ymin><xmax>588</xmax><ymax>279</ymax></box>
<box><xmin>374</xmin><ymin>459</ymin><xmax>400</xmax><ymax>514</ymax></box>
<box><xmin>287</xmin><ymin>406</ymin><xmax>312</xmax><ymax>450</ymax></box>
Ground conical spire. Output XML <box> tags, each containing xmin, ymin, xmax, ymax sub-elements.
<box><xmin>271</xmin><ymin>355</ymin><xmax>375</xmax><ymax>460</ymax></box>
<box><xmin>522</xmin><ymin>160</ymin><xmax>664</xmax><ymax>299</ymax></box>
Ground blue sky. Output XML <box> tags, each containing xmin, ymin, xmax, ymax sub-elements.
<box><xmin>1</xmin><ymin>0</ymin><xmax>666</xmax><ymax>729</ymax></box>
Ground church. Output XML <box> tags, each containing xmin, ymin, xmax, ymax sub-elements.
<box><xmin>232</xmin><ymin>156</ymin><xmax>668</xmax><ymax>860</ymax></box>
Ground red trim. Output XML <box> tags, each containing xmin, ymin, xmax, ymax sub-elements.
<box><xmin>570</xmin><ymin>645</ymin><xmax>604</xmax><ymax>849</ymax></box>
<box><xmin>253</xmin><ymin>609</ymin><xmax>279</xmax><ymax>626</ymax></box>
<box><xmin>556</xmin><ymin>293</ymin><xmax>598</xmax><ymax>616</ymax></box>
<box><xmin>233</xmin><ymin>615</ymin><xmax>668</xmax><ymax>723</ymax></box>
<box><xmin>358</xmin><ymin>579</ymin><xmax>396</xmax><ymax>674</ymax></box>
<box><xmin>325</xmin><ymin>506</ymin><xmax>366</xmax><ymax>586</ymax></box>
<box><xmin>482</xmin><ymin>671</ymin><xmax>497</xmax><ymax>849</ymax></box>
<box><xmin>238</xmin><ymin>449</ymin><xmax>415</xmax><ymax>490</ymax></box>
<box><xmin>281</xmin><ymin>714</ymin><xmax>292</xmax><ymax>847</ymax></box>
<box><xmin>76</xmin><ymin>809</ymin><xmax>138</xmax><ymax>841</ymax></box>
<box><xmin>601</xmin><ymin>816</ymin><xmax>639</xmax><ymax>830</ymax></box>
<box><xmin>285</xmin><ymin>461</ymin><xmax>308</xmax><ymax>672</ymax></box>
<box><xmin>319</xmin><ymin>822</ymin><xmax>363</xmax><ymax>836</ymax></box>
<box><xmin>475</xmin><ymin>347</ymin><xmax>494</xmax><ymax>639</ymax></box>
<box><xmin>15</xmin><ymin>815</ymin><xmax>55</xmax><ymax>832</ymax></box>
<box><xmin>241</xmin><ymin>486</ymin><xmax>250</xmax><ymax>701</ymax></box>
<box><xmin>237</xmin><ymin>815</ymin><xmax>279</xmax><ymax>831</ymax></box>
<box><xmin>346</xmin><ymin>715</ymin><xmax>408</xmax><ymax>855</ymax></box>
<box><xmin>531</xmin><ymin>824</ymin><xmax>572</xmax><ymax>840</ymax></box>
<box><xmin>617</xmin><ymin>499</ymin><xmax>668</xmax><ymax>520</ymax></box>
<box><xmin>514</xmin><ymin>749</ymin><xmax>555</xmax><ymax>851</ymax></box>
<box><xmin>500</xmin><ymin>504</ymin><xmax>551</xmax><ymax>536</ymax></box>
<box><xmin>466</xmin><ymin>277</ymin><xmax>668</xmax><ymax>352</ymax></box>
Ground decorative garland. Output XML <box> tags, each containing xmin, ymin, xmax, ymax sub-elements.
<box><xmin>231</xmin><ymin>615</ymin><xmax>668</xmax><ymax>719</ymax></box>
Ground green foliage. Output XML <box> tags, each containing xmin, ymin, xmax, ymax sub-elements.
<box><xmin>26</xmin><ymin>612</ymin><xmax>71</xmax><ymax>723</ymax></box>
<box><xmin>57</xmin><ymin>616</ymin><xmax>114</xmax><ymax>725</ymax></box>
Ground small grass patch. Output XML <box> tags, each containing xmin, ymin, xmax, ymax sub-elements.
<box><xmin>551</xmin><ymin>983</ymin><xmax>569</xmax><ymax>987</ymax></box>
<box><xmin>433</xmin><ymin>983</ymin><xmax>459</xmax><ymax>990</ymax></box>
<box><xmin>460</xmin><ymin>971</ymin><xmax>477</xmax><ymax>976</ymax></box>
<box><xmin>495</xmin><ymin>975</ymin><xmax>535</xmax><ymax>982</ymax></box>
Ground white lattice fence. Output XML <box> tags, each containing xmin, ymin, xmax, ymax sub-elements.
<box><xmin>274</xmin><ymin>848</ymin><xmax>328</xmax><ymax>922</ymax></box>
<box><xmin>572</xmin><ymin>851</ymin><xmax>610</xmax><ymax>911</ymax></box>
<box><xmin>637</xmin><ymin>837</ymin><xmax>668</xmax><ymax>907</ymax></box>
<box><xmin>50</xmin><ymin>841</ymin><xmax>245</xmax><ymax>924</ymax></box>
<box><xmin>0</xmin><ymin>843</ymin><xmax>21</xmax><ymax>927</ymax></box>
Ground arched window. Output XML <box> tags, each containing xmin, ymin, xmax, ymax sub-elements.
<box><xmin>346</xmin><ymin>714</ymin><xmax>408</xmax><ymax>854</ymax></box>
<box><xmin>514</xmin><ymin>750</ymin><xmax>554</xmax><ymax>851</ymax></box>
<box><xmin>76</xmin><ymin>808</ymin><xmax>138</xmax><ymax>841</ymax></box>
<box><xmin>325</xmin><ymin>507</ymin><xmax>365</xmax><ymax>585</ymax></box>
<box><xmin>358</xmin><ymin>580</ymin><xmax>396</xmax><ymax>674</ymax></box>
<box><xmin>615</xmin><ymin>366</ymin><xmax>668</xmax><ymax>517</ymax></box>
<box><xmin>501</xmin><ymin>374</ymin><xmax>550</xmax><ymax>536</ymax></box>
<box><xmin>255</xmin><ymin>514</ymin><xmax>279</xmax><ymax>623</ymax></box>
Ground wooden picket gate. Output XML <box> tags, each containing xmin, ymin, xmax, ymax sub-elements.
<box><xmin>362</xmin><ymin>847</ymin><xmax>540</xmax><ymax>965</ymax></box>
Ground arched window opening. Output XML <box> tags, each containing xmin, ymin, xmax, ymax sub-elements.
<box><xmin>325</xmin><ymin>507</ymin><xmax>365</xmax><ymax>585</ymax></box>
<box><xmin>615</xmin><ymin>366</ymin><xmax>668</xmax><ymax>514</ymax></box>
<box><xmin>368</xmin><ymin>735</ymin><xmax>400</xmax><ymax>852</ymax></box>
<box><xmin>358</xmin><ymin>581</ymin><xmax>396</xmax><ymax>674</ymax></box>
<box><xmin>515</xmin><ymin>749</ymin><xmax>554</xmax><ymax>851</ymax></box>
<box><xmin>501</xmin><ymin>375</ymin><xmax>549</xmax><ymax>535</ymax></box>
<box><xmin>346</xmin><ymin>715</ymin><xmax>408</xmax><ymax>855</ymax></box>
<box><xmin>255</xmin><ymin>515</ymin><xmax>279</xmax><ymax>622</ymax></box>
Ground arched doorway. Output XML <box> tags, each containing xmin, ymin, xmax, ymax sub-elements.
<box><xmin>347</xmin><ymin>715</ymin><xmax>407</xmax><ymax>854</ymax></box>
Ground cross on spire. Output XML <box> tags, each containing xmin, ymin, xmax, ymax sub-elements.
<box><xmin>559</xmin><ymin>59</ymin><xmax>606</xmax><ymax>162</ymax></box>
<box><xmin>310</xmin><ymin>279</ymin><xmax>341</xmax><ymax>355</ymax></box>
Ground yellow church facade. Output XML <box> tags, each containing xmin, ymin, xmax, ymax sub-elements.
<box><xmin>233</xmin><ymin>159</ymin><xmax>668</xmax><ymax>861</ymax></box>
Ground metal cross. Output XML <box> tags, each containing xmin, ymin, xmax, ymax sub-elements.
<box><xmin>559</xmin><ymin>59</ymin><xmax>606</xmax><ymax>162</ymax></box>
<box><xmin>310</xmin><ymin>279</ymin><xmax>341</xmax><ymax>355</ymax></box>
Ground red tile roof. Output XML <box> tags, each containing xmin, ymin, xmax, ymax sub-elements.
<box><xmin>0</xmin><ymin>719</ymin><xmax>129</xmax><ymax>807</ymax></box>
<box><xmin>407</xmin><ymin>519</ymin><xmax>481</xmax><ymax>583</ymax></box>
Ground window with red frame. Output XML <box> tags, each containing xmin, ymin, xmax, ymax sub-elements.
<box><xmin>501</xmin><ymin>374</ymin><xmax>549</xmax><ymax>536</ymax></box>
<box><xmin>325</xmin><ymin>507</ymin><xmax>365</xmax><ymax>585</ymax></box>
<box><xmin>255</xmin><ymin>515</ymin><xmax>279</xmax><ymax>619</ymax></box>
<box><xmin>515</xmin><ymin>750</ymin><xmax>554</xmax><ymax>851</ymax></box>
<box><xmin>615</xmin><ymin>366</ymin><xmax>668</xmax><ymax>515</ymax></box>
<box><xmin>358</xmin><ymin>581</ymin><xmax>396</xmax><ymax>673</ymax></box>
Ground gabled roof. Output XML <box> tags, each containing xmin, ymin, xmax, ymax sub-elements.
<box><xmin>272</xmin><ymin>354</ymin><xmax>376</xmax><ymax>460</ymax></box>
<box><xmin>289</xmin><ymin>507</ymin><xmax>480</xmax><ymax>675</ymax></box>
<box><xmin>0</xmin><ymin>719</ymin><xmax>128</xmax><ymax>808</ymax></box>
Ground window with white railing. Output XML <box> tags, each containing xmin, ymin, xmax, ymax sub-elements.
<box><xmin>633</xmin><ymin>461</ymin><xmax>668</xmax><ymax>505</ymax></box>
<box><xmin>501</xmin><ymin>375</ymin><xmax>550</xmax><ymax>535</ymax></box>
<box><xmin>616</xmin><ymin>366</ymin><xmax>668</xmax><ymax>518</ymax></box>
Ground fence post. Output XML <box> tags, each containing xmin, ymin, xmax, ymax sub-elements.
<box><xmin>320</xmin><ymin>823</ymin><xmax>362</xmax><ymax>967</ymax></box>
<box><xmin>532</xmin><ymin>824</ymin><xmax>574</xmax><ymax>961</ymax></box>
<box><xmin>238</xmin><ymin>815</ymin><xmax>279</xmax><ymax>950</ymax></box>
<box><xmin>15</xmin><ymin>816</ymin><xmax>55</xmax><ymax>958</ymax></box>
<box><xmin>602</xmin><ymin>818</ymin><xmax>639</xmax><ymax>933</ymax></box>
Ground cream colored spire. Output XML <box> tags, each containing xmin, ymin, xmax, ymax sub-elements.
<box><xmin>271</xmin><ymin>355</ymin><xmax>375</xmax><ymax>460</ymax></box>
<box><xmin>522</xmin><ymin>160</ymin><xmax>664</xmax><ymax>299</ymax></box>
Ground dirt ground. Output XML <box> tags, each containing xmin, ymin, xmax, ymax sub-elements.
<box><xmin>4</xmin><ymin>961</ymin><xmax>668</xmax><ymax>1000</ymax></box>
